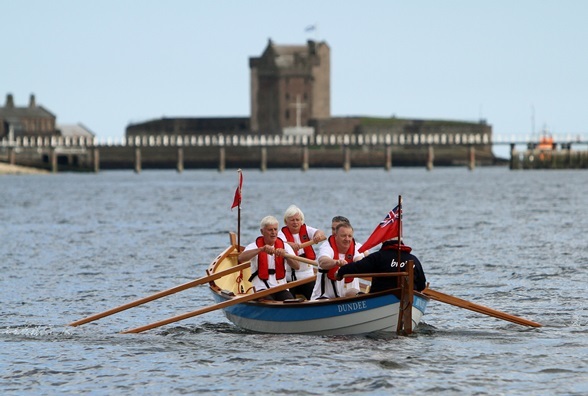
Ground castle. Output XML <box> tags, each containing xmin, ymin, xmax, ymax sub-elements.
<box><xmin>126</xmin><ymin>39</ymin><xmax>491</xmax><ymax>142</ymax></box>
<box><xmin>0</xmin><ymin>39</ymin><xmax>490</xmax><ymax>144</ymax></box>
<box><xmin>1</xmin><ymin>39</ymin><xmax>497</xmax><ymax>171</ymax></box>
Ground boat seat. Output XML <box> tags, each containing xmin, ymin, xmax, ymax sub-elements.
<box><xmin>283</xmin><ymin>297</ymin><xmax>305</xmax><ymax>303</ymax></box>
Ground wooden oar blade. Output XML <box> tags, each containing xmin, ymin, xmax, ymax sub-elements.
<box><xmin>422</xmin><ymin>287</ymin><xmax>542</xmax><ymax>328</ymax></box>
<box><xmin>68</xmin><ymin>262</ymin><xmax>250</xmax><ymax>327</ymax></box>
<box><xmin>121</xmin><ymin>276</ymin><xmax>316</xmax><ymax>334</ymax></box>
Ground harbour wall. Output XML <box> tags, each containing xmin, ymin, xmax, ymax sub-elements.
<box><xmin>0</xmin><ymin>144</ymin><xmax>499</xmax><ymax>173</ymax></box>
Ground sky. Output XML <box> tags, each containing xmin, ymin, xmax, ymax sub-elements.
<box><xmin>3</xmin><ymin>0</ymin><xmax>588</xmax><ymax>158</ymax></box>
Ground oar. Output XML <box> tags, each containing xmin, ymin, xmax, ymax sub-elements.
<box><xmin>342</xmin><ymin>272</ymin><xmax>407</xmax><ymax>278</ymax></box>
<box><xmin>284</xmin><ymin>254</ymin><xmax>375</xmax><ymax>284</ymax></box>
<box><xmin>298</xmin><ymin>235</ymin><xmax>326</xmax><ymax>249</ymax></box>
<box><xmin>68</xmin><ymin>262</ymin><xmax>251</xmax><ymax>327</ymax></box>
<box><xmin>283</xmin><ymin>253</ymin><xmax>319</xmax><ymax>267</ymax></box>
<box><xmin>421</xmin><ymin>285</ymin><xmax>542</xmax><ymax>328</ymax></box>
<box><xmin>121</xmin><ymin>276</ymin><xmax>316</xmax><ymax>334</ymax></box>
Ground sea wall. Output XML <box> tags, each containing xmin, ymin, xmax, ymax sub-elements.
<box><xmin>1</xmin><ymin>144</ymin><xmax>499</xmax><ymax>172</ymax></box>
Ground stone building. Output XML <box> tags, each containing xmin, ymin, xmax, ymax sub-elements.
<box><xmin>126</xmin><ymin>117</ymin><xmax>250</xmax><ymax>138</ymax></box>
<box><xmin>310</xmin><ymin>116</ymin><xmax>492</xmax><ymax>137</ymax></box>
<box><xmin>0</xmin><ymin>93</ymin><xmax>95</xmax><ymax>141</ymax></box>
<box><xmin>0</xmin><ymin>94</ymin><xmax>56</xmax><ymax>139</ymax></box>
<box><xmin>127</xmin><ymin>39</ymin><xmax>330</xmax><ymax>137</ymax></box>
<box><xmin>125</xmin><ymin>39</ymin><xmax>492</xmax><ymax>152</ymax></box>
<box><xmin>249</xmin><ymin>39</ymin><xmax>330</xmax><ymax>135</ymax></box>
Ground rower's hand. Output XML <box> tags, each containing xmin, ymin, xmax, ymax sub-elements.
<box><xmin>274</xmin><ymin>248</ymin><xmax>286</xmax><ymax>257</ymax></box>
<box><xmin>261</xmin><ymin>245</ymin><xmax>275</xmax><ymax>255</ymax></box>
<box><xmin>313</xmin><ymin>232</ymin><xmax>326</xmax><ymax>243</ymax></box>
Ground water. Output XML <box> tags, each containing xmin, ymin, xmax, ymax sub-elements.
<box><xmin>1</xmin><ymin>167</ymin><xmax>587</xmax><ymax>395</ymax></box>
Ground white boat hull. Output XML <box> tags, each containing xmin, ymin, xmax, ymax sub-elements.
<box><xmin>211</xmin><ymin>291</ymin><xmax>428</xmax><ymax>335</ymax></box>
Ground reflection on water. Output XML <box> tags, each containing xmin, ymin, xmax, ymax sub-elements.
<box><xmin>1</xmin><ymin>168</ymin><xmax>587</xmax><ymax>395</ymax></box>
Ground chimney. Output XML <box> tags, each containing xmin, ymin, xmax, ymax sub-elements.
<box><xmin>5</xmin><ymin>93</ymin><xmax>14</xmax><ymax>108</ymax></box>
<box><xmin>29</xmin><ymin>94</ymin><xmax>36</xmax><ymax>108</ymax></box>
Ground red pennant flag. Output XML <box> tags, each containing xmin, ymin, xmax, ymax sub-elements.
<box><xmin>231</xmin><ymin>170</ymin><xmax>243</xmax><ymax>209</ymax></box>
<box><xmin>358</xmin><ymin>205</ymin><xmax>401</xmax><ymax>253</ymax></box>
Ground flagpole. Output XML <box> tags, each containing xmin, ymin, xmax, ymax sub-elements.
<box><xmin>396</xmin><ymin>194</ymin><xmax>404</xmax><ymax>333</ymax></box>
<box><xmin>397</xmin><ymin>195</ymin><xmax>402</xmax><ymax>265</ymax></box>
<box><xmin>237</xmin><ymin>169</ymin><xmax>242</xmax><ymax>249</ymax></box>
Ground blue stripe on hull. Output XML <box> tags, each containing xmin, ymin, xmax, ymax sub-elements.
<box><xmin>211</xmin><ymin>291</ymin><xmax>428</xmax><ymax>325</ymax></box>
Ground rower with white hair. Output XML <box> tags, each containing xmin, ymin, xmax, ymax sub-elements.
<box><xmin>278</xmin><ymin>204</ymin><xmax>326</xmax><ymax>300</ymax></box>
<box><xmin>238</xmin><ymin>215</ymin><xmax>300</xmax><ymax>301</ymax></box>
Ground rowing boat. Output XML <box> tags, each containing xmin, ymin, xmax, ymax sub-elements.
<box><xmin>68</xmin><ymin>235</ymin><xmax>541</xmax><ymax>334</ymax></box>
<box><xmin>67</xmin><ymin>226</ymin><xmax>542</xmax><ymax>335</ymax></box>
<box><xmin>206</xmin><ymin>233</ymin><xmax>429</xmax><ymax>335</ymax></box>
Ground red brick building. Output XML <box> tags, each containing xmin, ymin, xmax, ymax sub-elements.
<box><xmin>0</xmin><ymin>94</ymin><xmax>56</xmax><ymax>139</ymax></box>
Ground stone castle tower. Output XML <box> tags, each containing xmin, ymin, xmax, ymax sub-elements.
<box><xmin>249</xmin><ymin>39</ymin><xmax>330</xmax><ymax>134</ymax></box>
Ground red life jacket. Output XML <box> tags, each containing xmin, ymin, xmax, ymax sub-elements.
<box><xmin>281</xmin><ymin>224</ymin><xmax>316</xmax><ymax>260</ymax></box>
<box><xmin>326</xmin><ymin>235</ymin><xmax>355</xmax><ymax>283</ymax></box>
<box><xmin>255</xmin><ymin>236</ymin><xmax>286</xmax><ymax>280</ymax></box>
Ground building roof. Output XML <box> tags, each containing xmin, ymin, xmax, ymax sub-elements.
<box><xmin>0</xmin><ymin>105</ymin><xmax>55</xmax><ymax>119</ymax></box>
<box><xmin>57</xmin><ymin>123</ymin><xmax>95</xmax><ymax>138</ymax></box>
<box><xmin>0</xmin><ymin>94</ymin><xmax>56</xmax><ymax>119</ymax></box>
<box><xmin>263</xmin><ymin>40</ymin><xmax>315</xmax><ymax>69</ymax></box>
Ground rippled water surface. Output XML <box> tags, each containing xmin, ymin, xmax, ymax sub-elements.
<box><xmin>1</xmin><ymin>167</ymin><xmax>587</xmax><ymax>395</ymax></box>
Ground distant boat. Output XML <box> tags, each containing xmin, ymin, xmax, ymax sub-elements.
<box><xmin>537</xmin><ymin>133</ymin><xmax>554</xmax><ymax>151</ymax></box>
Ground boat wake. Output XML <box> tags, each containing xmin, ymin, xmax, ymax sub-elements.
<box><xmin>153</xmin><ymin>322</ymin><xmax>254</xmax><ymax>337</ymax></box>
<box><xmin>0</xmin><ymin>324</ymin><xmax>76</xmax><ymax>338</ymax></box>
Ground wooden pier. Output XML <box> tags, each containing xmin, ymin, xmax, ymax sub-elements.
<box><xmin>1</xmin><ymin>132</ymin><xmax>586</xmax><ymax>173</ymax></box>
<box><xmin>510</xmin><ymin>143</ymin><xmax>588</xmax><ymax>169</ymax></box>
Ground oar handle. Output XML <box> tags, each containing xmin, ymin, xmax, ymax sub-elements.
<box><xmin>283</xmin><ymin>253</ymin><xmax>377</xmax><ymax>283</ymax></box>
<box><xmin>283</xmin><ymin>253</ymin><xmax>319</xmax><ymax>267</ymax></box>
<box><xmin>343</xmin><ymin>272</ymin><xmax>408</xmax><ymax>278</ymax></box>
<box><xmin>282</xmin><ymin>236</ymin><xmax>325</xmax><ymax>266</ymax></box>
<box><xmin>298</xmin><ymin>235</ymin><xmax>326</xmax><ymax>249</ymax></box>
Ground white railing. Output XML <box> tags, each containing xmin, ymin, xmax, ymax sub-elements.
<box><xmin>1</xmin><ymin>133</ymin><xmax>587</xmax><ymax>149</ymax></box>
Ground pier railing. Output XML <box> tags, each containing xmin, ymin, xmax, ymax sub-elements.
<box><xmin>0</xmin><ymin>131</ymin><xmax>496</xmax><ymax>148</ymax></box>
<box><xmin>2</xmin><ymin>132</ymin><xmax>587</xmax><ymax>149</ymax></box>
<box><xmin>1</xmin><ymin>132</ymin><xmax>587</xmax><ymax>172</ymax></box>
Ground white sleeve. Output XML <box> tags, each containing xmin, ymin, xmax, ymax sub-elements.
<box><xmin>305</xmin><ymin>225</ymin><xmax>319</xmax><ymax>238</ymax></box>
<box><xmin>284</xmin><ymin>243</ymin><xmax>296</xmax><ymax>256</ymax></box>
<box><xmin>353</xmin><ymin>243</ymin><xmax>364</xmax><ymax>260</ymax></box>
<box><xmin>244</xmin><ymin>242</ymin><xmax>257</xmax><ymax>252</ymax></box>
<box><xmin>318</xmin><ymin>242</ymin><xmax>334</xmax><ymax>260</ymax></box>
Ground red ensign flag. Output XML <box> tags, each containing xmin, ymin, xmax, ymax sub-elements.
<box><xmin>231</xmin><ymin>170</ymin><xmax>243</xmax><ymax>209</ymax></box>
<box><xmin>358</xmin><ymin>205</ymin><xmax>401</xmax><ymax>253</ymax></box>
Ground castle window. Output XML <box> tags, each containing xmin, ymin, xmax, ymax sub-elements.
<box><xmin>285</xmin><ymin>109</ymin><xmax>290</xmax><ymax>120</ymax></box>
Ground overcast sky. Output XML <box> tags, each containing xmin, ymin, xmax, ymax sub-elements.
<box><xmin>3</xmin><ymin>0</ymin><xmax>587</xmax><ymax>157</ymax></box>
